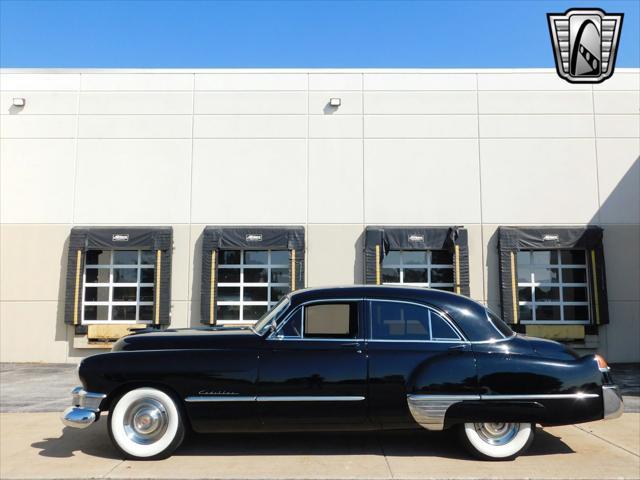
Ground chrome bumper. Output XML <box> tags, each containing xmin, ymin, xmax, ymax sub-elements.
<box><xmin>61</xmin><ymin>387</ymin><xmax>106</xmax><ymax>429</ymax></box>
<box><xmin>602</xmin><ymin>385</ymin><xmax>624</xmax><ymax>420</ymax></box>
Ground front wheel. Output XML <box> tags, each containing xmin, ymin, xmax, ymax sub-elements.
<box><xmin>459</xmin><ymin>422</ymin><xmax>535</xmax><ymax>460</ymax></box>
<box><xmin>108</xmin><ymin>387</ymin><xmax>185</xmax><ymax>460</ymax></box>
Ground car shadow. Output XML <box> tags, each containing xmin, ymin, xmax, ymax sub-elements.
<box><xmin>31</xmin><ymin>423</ymin><xmax>574</xmax><ymax>460</ymax></box>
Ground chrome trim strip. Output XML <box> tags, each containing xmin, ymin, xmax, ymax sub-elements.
<box><xmin>258</xmin><ymin>396</ymin><xmax>365</xmax><ymax>402</ymax></box>
<box><xmin>185</xmin><ymin>395</ymin><xmax>366</xmax><ymax>403</ymax></box>
<box><xmin>185</xmin><ymin>396</ymin><xmax>256</xmax><ymax>402</ymax></box>
<box><xmin>480</xmin><ymin>393</ymin><xmax>600</xmax><ymax>400</ymax></box>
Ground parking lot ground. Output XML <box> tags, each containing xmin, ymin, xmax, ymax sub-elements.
<box><xmin>1</xmin><ymin>412</ymin><xmax>638</xmax><ymax>479</ymax></box>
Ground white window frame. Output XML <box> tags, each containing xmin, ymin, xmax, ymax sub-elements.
<box><xmin>81</xmin><ymin>250</ymin><xmax>155</xmax><ymax>325</ymax></box>
<box><xmin>217</xmin><ymin>249</ymin><xmax>290</xmax><ymax>325</ymax></box>
<box><xmin>517</xmin><ymin>249</ymin><xmax>591</xmax><ymax>324</ymax></box>
<box><xmin>381</xmin><ymin>250</ymin><xmax>454</xmax><ymax>290</ymax></box>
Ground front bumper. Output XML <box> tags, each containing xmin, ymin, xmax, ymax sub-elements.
<box><xmin>61</xmin><ymin>387</ymin><xmax>106</xmax><ymax>429</ymax></box>
<box><xmin>602</xmin><ymin>385</ymin><xmax>624</xmax><ymax>420</ymax></box>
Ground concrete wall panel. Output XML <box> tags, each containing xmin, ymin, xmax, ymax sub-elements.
<box><xmin>195</xmin><ymin>73</ymin><xmax>307</xmax><ymax>91</ymax></box>
<box><xmin>81</xmin><ymin>73</ymin><xmax>193</xmax><ymax>91</ymax></box>
<box><xmin>1</xmin><ymin>115</ymin><xmax>77</xmax><ymax>138</ymax></box>
<box><xmin>194</xmin><ymin>115</ymin><xmax>306</xmax><ymax>138</ymax></box>
<box><xmin>309</xmin><ymin>115</ymin><xmax>362</xmax><ymax>138</ymax></box>
<box><xmin>79</xmin><ymin>115</ymin><xmax>192</xmax><ymax>139</ymax></box>
<box><xmin>363</xmin><ymin>73</ymin><xmax>476</xmax><ymax>91</ymax></box>
<box><xmin>596</xmin><ymin>139</ymin><xmax>640</xmax><ymax>224</ymax></box>
<box><xmin>479</xmin><ymin>115</ymin><xmax>594</xmax><ymax>138</ymax></box>
<box><xmin>1</xmin><ymin>91</ymin><xmax>78</xmax><ymax>114</ymax></box>
<box><xmin>195</xmin><ymin>92</ymin><xmax>306</xmax><ymax>114</ymax></box>
<box><xmin>364</xmin><ymin>91</ymin><xmax>477</xmax><ymax>114</ymax></box>
<box><xmin>306</xmin><ymin>224</ymin><xmax>363</xmax><ymax>287</ymax></box>
<box><xmin>0</xmin><ymin>73</ymin><xmax>80</xmax><ymax>91</ymax></box>
<box><xmin>365</xmin><ymin>115</ymin><xmax>477</xmax><ymax>138</ymax></box>
<box><xmin>479</xmin><ymin>91</ymin><xmax>593</xmax><ymax>114</ymax></box>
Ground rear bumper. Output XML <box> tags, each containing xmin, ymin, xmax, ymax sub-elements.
<box><xmin>60</xmin><ymin>387</ymin><xmax>106</xmax><ymax>429</ymax></box>
<box><xmin>602</xmin><ymin>385</ymin><xmax>624</xmax><ymax>420</ymax></box>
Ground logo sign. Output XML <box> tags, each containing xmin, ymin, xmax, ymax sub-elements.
<box><xmin>245</xmin><ymin>234</ymin><xmax>262</xmax><ymax>242</ymax></box>
<box><xmin>408</xmin><ymin>234</ymin><xmax>424</xmax><ymax>243</ymax></box>
<box><xmin>548</xmin><ymin>8</ymin><xmax>623</xmax><ymax>84</ymax></box>
<box><xmin>543</xmin><ymin>234</ymin><xmax>560</xmax><ymax>242</ymax></box>
<box><xmin>112</xmin><ymin>234</ymin><xmax>129</xmax><ymax>242</ymax></box>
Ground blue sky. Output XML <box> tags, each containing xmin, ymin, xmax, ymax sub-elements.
<box><xmin>0</xmin><ymin>0</ymin><xmax>638</xmax><ymax>68</ymax></box>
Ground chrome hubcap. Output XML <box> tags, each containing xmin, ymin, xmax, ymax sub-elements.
<box><xmin>474</xmin><ymin>422</ymin><xmax>520</xmax><ymax>446</ymax></box>
<box><xmin>123</xmin><ymin>398</ymin><xmax>168</xmax><ymax>445</ymax></box>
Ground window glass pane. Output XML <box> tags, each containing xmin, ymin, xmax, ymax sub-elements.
<box><xmin>218</xmin><ymin>287</ymin><xmax>240</xmax><ymax>302</ymax></box>
<box><xmin>370</xmin><ymin>301</ymin><xmax>430</xmax><ymax>341</ymax></box>
<box><xmin>84</xmin><ymin>287</ymin><xmax>109</xmax><ymax>302</ymax></box>
<box><xmin>244</xmin><ymin>287</ymin><xmax>267</xmax><ymax>302</ymax></box>
<box><xmin>517</xmin><ymin>267</ymin><xmax>531</xmax><ymax>283</ymax></box>
<box><xmin>244</xmin><ymin>305</ymin><xmax>268</xmax><ymax>321</ymax></box>
<box><xmin>140</xmin><ymin>268</ymin><xmax>155</xmax><ymax>284</ymax></box>
<box><xmin>140</xmin><ymin>251</ymin><xmax>156</xmax><ymax>265</ymax></box>
<box><xmin>84</xmin><ymin>305</ymin><xmax>108</xmax><ymax>321</ymax></box>
<box><xmin>562</xmin><ymin>268</ymin><xmax>587</xmax><ymax>283</ymax></box>
<box><xmin>431</xmin><ymin>250</ymin><xmax>453</xmax><ymax>265</ymax></box>
<box><xmin>535</xmin><ymin>286</ymin><xmax>560</xmax><ymax>302</ymax></box>
<box><xmin>271</xmin><ymin>268</ymin><xmax>290</xmax><ymax>284</ymax></box>
<box><xmin>139</xmin><ymin>306</ymin><xmax>153</xmax><ymax>321</ymax></box>
<box><xmin>535</xmin><ymin>305</ymin><xmax>561</xmax><ymax>321</ymax></box>
<box><xmin>430</xmin><ymin>312</ymin><xmax>460</xmax><ymax>340</ymax></box>
<box><xmin>533</xmin><ymin>268</ymin><xmax>559</xmax><ymax>283</ymax></box>
<box><xmin>218</xmin><ymin>268</ymin><xmax>240</xmax><ymax>283</ymax></box>
<box><xmin>486</xmin><ymin>309</ymin><xmax>514</xmax><ymax>337</ymax></box>
<box><xmin>431</xmin><ymin>268</ymin><xmax>453</xmax><ymax>283</ymax></box>
<box><xmin>139</xmin><ymin>287</ymin><xmax>154</xmax><ymax>302</ymax></box>
<box><xmin>532</xmin><ymin>251</ymin><xmax>558</xmax><ymax>265</ymax></box>
<box><xmin>113</xmin><ymin>250</ymin><xmax>138</xmax><ymax>265</ymax></box>
<box><xmin>112</xmin><ymin>306</ymin><xmax>136</xmax><ymax>321</ymax></box>
<box><xmin>564</xmin><ymin>305</ymin><xmax>590</xmax><ymax>321</ymax></box>
<box><xmin>404</xmin><ymin>268</ymin><xmax>428</xmax><ymax>283</ymax></box>
<box><xmin>304</xmin><ymin>304</ymin><xmax>356</xmax><ymax>338</ymax></box>
<box><xmin>516</xmin><ymin>251</ymin><xmax>531</xmax><ymax>266</ymax></box>
<box><xmin>244</xmin><ymin>250</ymin><xmax>268</xmax><ymax>265</ymax></box>
<box><xmin>244</xmin><ymin>269</ymin><xmax>268</xmax><ymax>283</ymax></box>
<box><xmin>217</xmin><ymin>305</ymin><xmax>240</xmax><ymax>321</ymax></box>
<box><xmin>563</xmin><ymin>286</ymin><xmax>588</xmax><ymax>302</ymax></box>
<box><xmin>113</xmin><ymin>287</ymin><xmax>137</xmax><ymax>302</ymax></box>
<box><xmin>519</xmin><ymin>304</ymin><xmax>533</xmax><ymax>321</ymax></box>
<box><xmin>270</xmin><ymin>250</ymin><xmax>289</xmax><ymax>265</ymax></box>
<box><xmin>403</xmin><ymin>251</ymin><xmax>428</xmax><ymax>265</ymax></box>
<box><xmin>86</xmin><ymin>250</ymin><xmax>110</xmax><ymax>265</ymax></box>
<box><xmin>382</xmin><ymin>268</ymin><xmax>400</xmax><ymax>283</ymax></box>
<box><xmin>219</xmin><ymin>250</ymin><xmax>241</xmax><ymax>265</ymax></box>
<box><xmin>85</xmin><ymin>268</ymin><xmax>109</xmax><ymax>283</ymax></box>
<box><xmin>382</xmin><ymin>251</ymin><xmax>401</xmax><ymax>265</ymax></box>
<box><xmin>279</xmin><ymin>309</ymin><xmax>301</xmax><ymax>337</ymax></box>
<box><xmin>560</xmin><ymin>250</ymin><xmax>586</xmax><ymax>265</ymax></box>
<box><xmin>113</xmin><ymin>268</ymin><xmax>137</xmax><ymax>283</ymax></box>
<box><xmin>271</xmin><ymin>286</ymin><xmax>289</xmax><ymax>302</ymax></box>
<box><xmin>518</xmin><ymin>287</ymin><xmax>532</xmax><ymax>302</ymax></box>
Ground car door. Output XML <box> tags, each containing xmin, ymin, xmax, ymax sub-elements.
<box><xmin>366</xmin><ymin>299</ymin><xmax>478</xmax><ymax>428</ymax></box>
<box><xmin>257</xmin><ymin>299</ymin><xmax>368</xmax><ymax>428</ymax></box>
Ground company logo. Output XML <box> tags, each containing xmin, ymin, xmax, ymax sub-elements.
<box><xmin>245</xmin><ymin>234</ymin><xmax>262</xmax><ymax>242</ymax></box>
<box><xmin>112</xmin><ymin>234</ymin><xmax>129</xmax><ymax>242</ymax></box>
<box><xmin>543</xmin><ymin>234</ymin><xmax>560</xmax><ymax>242</ymax></box>
<box><xmin>408</xmin><ymin>234</ymin><xmax>424</xmax><ymax>243</ymax></box>
<box><xmin>547</xmin><ymin>8</ymin><xmax>623</xmax><ymax>84</ymax></box>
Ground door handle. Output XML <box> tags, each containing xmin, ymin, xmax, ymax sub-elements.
<box><xmin>339</xmin><ymin>342</ymin><xmax>361</xmax><ymax>348</ymax></box>
<box><xmin>448</xmin><ymin>344</ymin><xmax>468</xmax><ymax>351</ymax></box>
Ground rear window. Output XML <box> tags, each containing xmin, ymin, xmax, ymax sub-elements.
<box><xmin>486</xmin><ymin>309</ymin><xmax>515</xmax><ymax>338</ymax></box>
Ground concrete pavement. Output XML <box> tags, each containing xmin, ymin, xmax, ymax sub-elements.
<box><xmin>1</xmin><ymin>412</ymin><xmax>639</xmax><ymax>479</ymax></box>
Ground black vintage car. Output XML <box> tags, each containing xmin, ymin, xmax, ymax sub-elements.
<box><xmin>63</xmin><ymin>286</ymin><xmax>623</xmax><ymax>461</ymax></box>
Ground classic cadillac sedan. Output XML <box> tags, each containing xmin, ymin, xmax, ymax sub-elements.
<box><xmin>63</xmin><ymin>286</ymin><xmax>623</xmax><ymax>461</ymax></box>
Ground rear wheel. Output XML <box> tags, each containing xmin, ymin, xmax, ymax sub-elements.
<box><xmin>459</xmin><ymin>422</ymin><xmax>534</xmax><ymax>460</ymax></box>
<box><xmin>108</xmin><ymin>387</ymin><xmax>185</xmax><ymax>460</ymax></box>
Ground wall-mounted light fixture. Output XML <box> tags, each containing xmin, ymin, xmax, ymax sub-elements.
<box><xmin>329</xmin><ymin>97</ymin><xmax>341</xmax><ymax>107</ymax></box>
<box><xmin>12</xmin><ymin>98</ymin><xmax>26</xmax><ymax>107</ymax></box>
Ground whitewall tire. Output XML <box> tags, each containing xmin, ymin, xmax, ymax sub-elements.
<box><xmin>459</xmin><ymin>422</ymin><xmax>534</xmax><ymax>460</ymax></box>
<box><xmin>108</xmin><ymin>387</ymin><xmax>185</xmax><ymax>460</ymax></box>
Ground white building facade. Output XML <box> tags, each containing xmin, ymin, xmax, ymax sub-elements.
<box><xmin>0</xmin><ymin>68</ymin><xmax>638</xmax><ymax>363</ymax></box>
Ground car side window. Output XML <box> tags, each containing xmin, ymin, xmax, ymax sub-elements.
<box><xmin>303</xmin><ymin>303</ymin><xmax>358</xmax><ymax>339</ymax></box>
<box><xmin>370</xmin><ymin>301</ymin><xmax>461</xmax><ymax>342</ymax></box>
<box><xmin>429</xmin><ymin>310</ymin><xmax>461</xmax><ymax>341</ymax></box>
<box><xmin>278</xmin><ymin>308</ymin><xmax>302</xmax><ymax>338</ymax></box>
<box><xmin>370</xmin><ymin>301</ymin><xmax>430</xmax><ymax>341</ymax></box>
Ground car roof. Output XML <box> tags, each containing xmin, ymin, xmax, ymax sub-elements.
<box><xmin>288</xmin><ymin>285</ymin><xmax>504</xmax><ymax>342</ymax></box>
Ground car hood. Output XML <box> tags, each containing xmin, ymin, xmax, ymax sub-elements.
<box><xmin>111</xmin><ymin>326</ymin><xmax>261</xmax><ymax>352</ymax></box>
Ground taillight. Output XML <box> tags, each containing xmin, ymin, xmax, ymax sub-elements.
<box><xmin>595</xmin><ymin>354</ymin><xmax>609</xmax><ymax>371</ymax></box>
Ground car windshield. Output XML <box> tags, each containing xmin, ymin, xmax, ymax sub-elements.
<box><xmin>486</xmin><ymin>308</ymin><xmax>515</xmax><ymax>338</ymax></box>
<box><xmin>252</xmin><ymin>296</ymin><xmax>291</xmax><ymax>335</ymax></box>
